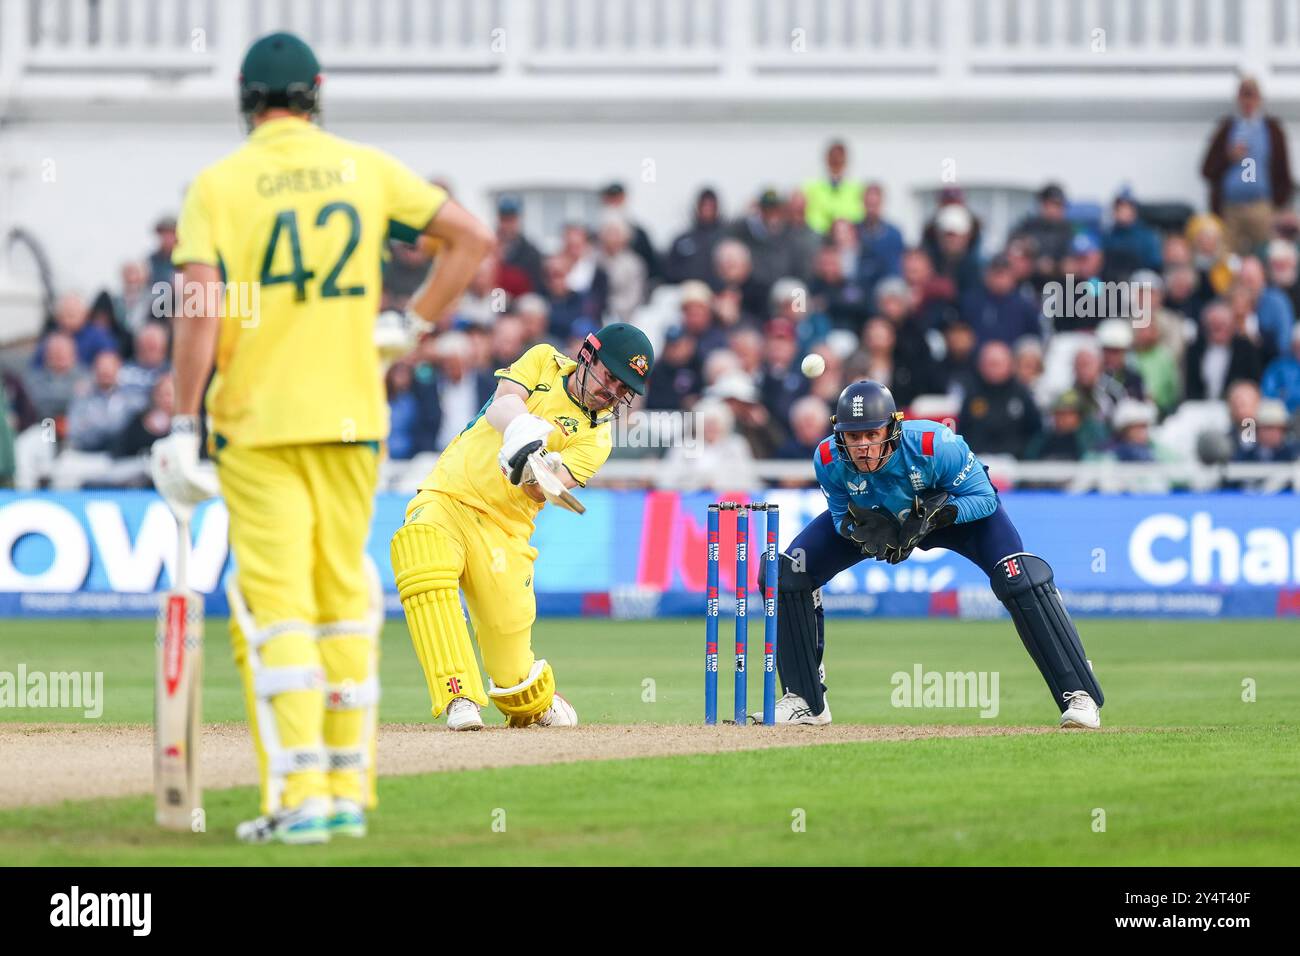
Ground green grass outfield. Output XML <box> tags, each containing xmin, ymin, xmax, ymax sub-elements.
<box><xmin>1</xmin><ymin>617</ymin><xmax>1297</xmax><ymax>865</ymax></box>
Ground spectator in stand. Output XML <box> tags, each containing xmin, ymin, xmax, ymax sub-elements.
<box><xmin>927</xmin><ymin>204</ymin><xmax>982</xmax><ymax>295</ymax></box>
<box><xmin>802</xmin><ymin>140</ymin><xmax>864</xmax><ymax>234</ymax></box>
<box><xmin>118</xmin><ymin>322</ymin><xmax>170</xmax><ymax>412</ymax></box>
<box><xmin>66</xmin><ymin>351</ymin><xmax>134</xmax><ymax>453</ymax></box>
<box><xmin>1234</xmin><ymin>398</ymin><xmax>1298</xmax><ymax>461</ymax></box>
<box><xmin>542</xmin><ymin>253</ymin><xmax>600</xmax><ymax>341</ymax></box>
<box><xmin>1096</xmin><ymin>319</ymin><xmax>1147</xmax><ymax>401</ymax></box>
<box><xmin>1071</xmin><ymin>342</ymin><xmax>1126</xmax><ymax>423</ymax></box>
<box><xmin>875</xmin><ymin>276</ymin><xmax>942</xmax><ymax>406</ymax></box>
<box><xmin>661</xmin><ymin>398</ymin><xmax>756</xmax><ymax>492</ymax></box>
<box><xmin>454</xmin><ymin>254</ymin><xmax>510</xmax><ymax>328</ymax></box>
<box><xmin>676</xmin><ymin>280</ymin><xmax>727</xmax><ymax>358</ymax></box>
<box><xmin>775</xmin><ymin>394</ymin><xmax>832</xmax><ymax>460</ymax></box>
<box><xmin>665</xmin><ymin>187</ymin><xmax>725</xmax><ymax>284</ymax></box>
<box><xmin>1200</xmin><ymin>75</ymin><xmax>1294</xmax><ymax>255</ymax></box>
<box><xmin>1237</xmin><ymin>255</ymin><xmax>1295</xmax><ymax>362</ymax></box>
<box><xmin>33</xmin><ymin>293</ymin><xmax>117</xmax><ymax>369</ymax></box>
<box><xmin>902</xmin><ymin>245</ymin><xmax>958</xmax><ymax>329</ymax></box>
<box><xmin>562</xmin><ymin>223</ymin><xmax>610</xmax><ymax>317</ymax></box>
<box><xmin>1185</xmin><ymin>213</ymin><xmax>1234</xmax><ymax>300</ymax></box>
<box><xmin>711</xmin><ymin>239</ymin><xmax>768</xmax><ymax>328</ymax></box>
<box><xmin>1163</xmin><ymin>262</ymin><xmax>1209</xmax><ymax>327</ymax></box>
<box><xmin>855</xmin><ymin>183</ymin><xmax>904</xmax><ymax>299</ymax></box>
<box><xmin>1106</xmin><ymin>400</ymin><xmax>1161</xmax><ymax>462</ymax></box>
<box><xmin>1014</xmin><ymin>336</ymin><xmax>1050</xmax><ymax>412</ymax></box>
<box><xmin>646</xmin><ymin>326</ymin><xmax>702</xmax><ymax>411</ymax></box>
<box><xmin>770</xmin><ymin>277</ymin><xmax>828</xmax><ymax>354</ymax></box>
<box><xmin>706</xmin><ymin>372</ymin><xmax>783</xmax><ymax>459</ymax></box>
<box><xmin>488</xmin><ymin>314</ymin><xmax>528</xmax><ymax>370</ymax></box>
<box><xmin>599</xmin><ymin>182</ymin><xmax>660</xmax><ymax>281</ymax></box>
<box><xmin>427</xmin><ymin>331</ymin><xmax>495</xmax><ymax>451</ymax></box>
<box><xmin>147</xmin><ymin>216</ymin><xmax>179</xmax><ymax>290</ymax></box>
<box><xmin>728</xmin><ymin>327</ymin><xmax>764</xmax><ymax>380</ymax></box>
<box><xmin>1225</xmin><ymin>378</ymin><xmax>1262</xmax><ymax>440</ymax></box>
<box><xmin>759</xmin><ymin>318</ymin><xmax>808</xmax><ymax>431</ymax></box>
<box><xmin>385</xmin><ymin>362</ymin><xmax>421</xmax><ymax>461</ymax></box>
<box><xmin>1102</xmin><ymin>187</ymin><xmax>1162</xmax><ymax>280</ymax></box>
<box><xmin>1011</xmin><ymin>183</ymin><xmax>1075</xmax><ymax>279</ymax></box>
<box><xmin>921</xmin><ymin>187</ymin><xmax>983</xmax><ymax>262</ymax></box>
<box><xmin>512</xmin><ymin>293</ymin><xmax>553</xmax><ymax>347</ymax></box>
<box><xmin>958</xmin><ymin>340</ymin><xmax>1042</xmax><ymax>458</ymax></box>
<box><xmin>596</xmin><ymin>214</ymin><xmax>647</xmax><ymax>322</ymax></box>
<box><xmin>1266</xmin><ymin>238</ymin><xmax>1300</xmax><ymax>320</ymax></box>
<box><xmin>114</xmin><ymin>261</ymin><xmax>153</xmax><ymax>335</ymax></box>
<box><xmin>829</xmin><ymin>218</ymin><xmax>862</xmax><ymax>285</ymax></box>
<box><xmin>1186</xmin><ymin>300</ymin><xmax>1264</xmax><ymax>401</ymax></box>
<box><xmin>1026</xmin><ymin>389</ymin><xmax>1103</xmax><ymax>461</ymax></box>
<box><xmin>381</xmin><ymin>238</ymin><xmax>433</xmax><ymax>312</ymax></box>
<box><xmin>1262</xmin><ymin>325</ymin><xmax>1300</xmax><ymax>412</ymax></box>
<box><xmin>1131</xmin><ymin>311</ymin><xmax>1183</xmax><ymax>416</ymax></box>
<box><xmin>112</xmin><ymin>372</ymin><xmax>174</xmax><ymax>459</ymax></box>
<box><xmin>961</xmin><ymin>253</ymin><xmax>1042</xmax><ymax>346</ymax></box>
<box><xmin>1132</xmin><ymin>270</ymin><xmax>1192</xmax><ymax>365</ymax></box>
<box><xmin>1053</xmin><ymin>232</ymin><xmax>1106</xmax><ymax>333</ymax></box>
<box><xmin>1005</xmin><ymin>236</ymin><xmax>1043</xmax><ymax>298</ymax></box>
<box><xmin>732</xmin><ymin>189</ymin><xmax>800</xmax><ymax>294</ymax></box>
<box><xmin>937</xmin><ymin>316</ymin><xmax>979</xmax><ymax>403</ymax></box>
<box><xmin>808</xmin><ymin>241</ymin><xmax>871</xmax><ymax>334</ymax></box>
<box><xmin>20</xmin><ymin>333</ymin><xmax>84</xmax><ymax>427</ymax></box>
<box><xmin>495</xmin><ymin>195</ymin><xmax>545</xmax><ymax>293</ymax></box>
<box><xmin>784</xmin><ymin>190</ymin><xmax>822</xmax><ymax>281</ymax></box>
<box><xmin>857</xmin><ymin>318</ymin><xmax>897</xmax><ymax>391</ymax></box>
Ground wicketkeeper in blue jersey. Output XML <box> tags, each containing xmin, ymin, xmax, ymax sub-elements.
<box><xmin>758</xmin><ymin>380</ymin><xmax>1104</xmax><ymax>728</ymax></box>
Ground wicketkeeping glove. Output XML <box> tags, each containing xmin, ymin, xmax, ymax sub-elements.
<box><xmin>884</xmin><ymin>489</ymin><xmax>959</xmax><ymax>565</ymax></box>
<box><xmin>840</xmin><ymin>502</ymin><xmax>902</xmax><ymax>560</ymax></box>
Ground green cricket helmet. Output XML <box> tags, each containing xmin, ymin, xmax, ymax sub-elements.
<box><xmin>238</xmin><ymin>32</ymin><xmax>321</xmax><ymax>125</ymax></box>
<box><xmin>574</xmin><ymin>322</ymin><xmax>655</xmax><ymax>423</ymax></box>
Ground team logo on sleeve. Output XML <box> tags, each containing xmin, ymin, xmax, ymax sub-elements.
<box><xmin>628</xmin><ymin>354</ymin><xmax>649</xmax><ymax>377</ymax></box>
<box><xmin>555</xmin><ymin>415</ymin><xmax>580</xmax><ymax>435</ymax></box>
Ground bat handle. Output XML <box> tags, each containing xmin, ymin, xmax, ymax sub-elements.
<box><xmin>176</xmin><ymin>514</ymin><xmax>190</xmax><ymax>593</ymax></box>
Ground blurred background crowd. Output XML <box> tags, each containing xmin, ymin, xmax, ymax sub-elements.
<box><xmin>3</xmin><ymin>77</ymin><xmax>1300</xmax><ymax>491</ymax></box>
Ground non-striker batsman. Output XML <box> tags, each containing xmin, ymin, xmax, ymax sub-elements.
<box><xmin>151</xmin><ymin>32</ymin><xmax>493</xmax><ymax>844</ymax></box>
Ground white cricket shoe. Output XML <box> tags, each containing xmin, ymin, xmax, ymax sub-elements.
<box><xmin>236</xmin><ymin>796</ymin><xmax>331</xmax><ymax>845</ymax></box>
<box><xmin>535</xmin><ymin>692</ymin><xmax>578</xmax><ymax>727</ymax></box>
<box><xmin>1060</xmin><ymin>691</ymin><xmax>1101</xmax><ymax>729</ymax></box>
<box><xmin>446</xmin><ymin>696</ymin><xmax>484</xmax><ymax>731</ymax></box>
<box><xmin>752</xmin><ymin>691</ymin><xmax>832</xmax><ymax>726</ymax></box>
<box><xmin>327</xmin><ymin>798</ymin><xmax>367</xmax><ymax>838</ymax></box>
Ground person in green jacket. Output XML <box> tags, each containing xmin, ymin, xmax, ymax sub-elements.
<box><xmin>802</xmin><ymin>140</ymin><xmax>864</xmax><ymax>234</ymax></box>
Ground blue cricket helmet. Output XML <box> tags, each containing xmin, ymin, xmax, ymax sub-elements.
<box><xmin>831</xmin><ymin>380</ymin><xmax>904</xmax><ymax>472</ymax></box>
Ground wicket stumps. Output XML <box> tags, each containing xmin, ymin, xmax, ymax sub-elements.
<box><xmin>706</xmin><ymin>502</ymin><xmax>778</xmax><ymax>725</ymax></box>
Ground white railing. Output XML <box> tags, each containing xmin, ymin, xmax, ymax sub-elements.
<box><xmin>2</xmin><ymin>0</ymin><xmax>1295</xmax><ymax>98</ymax></box>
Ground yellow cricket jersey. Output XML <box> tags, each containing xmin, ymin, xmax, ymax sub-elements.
<box><xmin>422</xmin><ymin>344</ymin><xmax>612</xmax><ymax>538</ymax></box>
<box><xmin>173</xmin><ymin>116</ymin><xmax>447</xmax><ymax>447</ymax></box>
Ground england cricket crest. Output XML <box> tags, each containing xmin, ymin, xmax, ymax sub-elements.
<box><xmin>909</xmin><ymin>467</ymin><xmax>925</xmax><ymax>492</ymax></box>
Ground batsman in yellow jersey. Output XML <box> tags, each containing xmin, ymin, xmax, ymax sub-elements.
<box><xmin>150</xmin><ymin>32</ymin><xmax>493</xmax><ymax>845</ymax></box>
<box><xmin>392</xmin><ymin>323</ymin><xmax>655</xmax><ymax>730</ymax></box>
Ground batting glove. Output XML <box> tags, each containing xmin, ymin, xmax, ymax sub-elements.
<box><xmin>150</xmin><ymin>416</ymin><xmax>220</xmax><ymax>521</ymax></box>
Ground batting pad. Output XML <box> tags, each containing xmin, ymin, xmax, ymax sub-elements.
<box><xmin>392</xmin><ymin>522</ymin><xmax>488</xmax><ymax>717</ymax></box>
<box><xmin>990</xmin><ymin>553</ymin><xmax>1104</xmax><ymax>710</ymax></box>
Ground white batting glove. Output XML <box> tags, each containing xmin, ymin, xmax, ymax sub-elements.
<box><xmin>498</xmin><ymin>414</ymin><xmax>554</xmax><ymax>482</ymax></box>
<box><xmin>150</xmin><ymin>416</ymin><xmax>220</xmax><ymax>521</ymax></box>
<box><xmin>374</xmin><ymin>309</ymin><xmax>429</xmax><ymax>365</ymax></box>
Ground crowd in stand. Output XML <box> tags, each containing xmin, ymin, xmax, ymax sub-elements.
<box><xmin>4</xmin><ymin>76</ymin><xmax>1300</xmax><ymax>490</ymax></box>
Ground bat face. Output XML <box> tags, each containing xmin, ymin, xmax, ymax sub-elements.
<box><xmin>155</xmin><ymin>588</ymin><xmax>203</xmax><ymax>831</ymax></box>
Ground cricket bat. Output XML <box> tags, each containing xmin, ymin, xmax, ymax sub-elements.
<box><xmin>527</xmin><ymin>449</ymin><xmax>586</xmax><ymax>514</ymax></box>
<box><xmin>155</xmin><ymin>514</ymin><xmax>203</xmax><ymax>830</ymax></box>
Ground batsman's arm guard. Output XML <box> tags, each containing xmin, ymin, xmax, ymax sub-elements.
<box><xmin>989</xmin><ymin>553</ymin><xmax>1103</xmax><ymax>711</ymax></box>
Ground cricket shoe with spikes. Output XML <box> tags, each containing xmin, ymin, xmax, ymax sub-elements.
<box><xmin>327</xmin><ymin>798</ymin><xmax>367</xmax><ymax>838</ymax></box>
<box><xmin>535</xmin><ymin>692</ymin><xmax>578</xmax><ymax>727</ymax></box>
<box><xmin>236</xmin><ymin>796</ymin><xmax>331</xmax><ymax>845</ymax></box>
<box><xmin>446</xmin><ymin>696</ymin><xmax>484</xmax><ymax>731</ymax></box>
<box><xmin>1059</xmin><ymin>691</ymin><xmax>1101</xmax><ymax>730</ymax></box>
<box><xmin>752</xmin><ymin>691</ymin><xmax>832</xmax><ymax>726</ymax></box>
